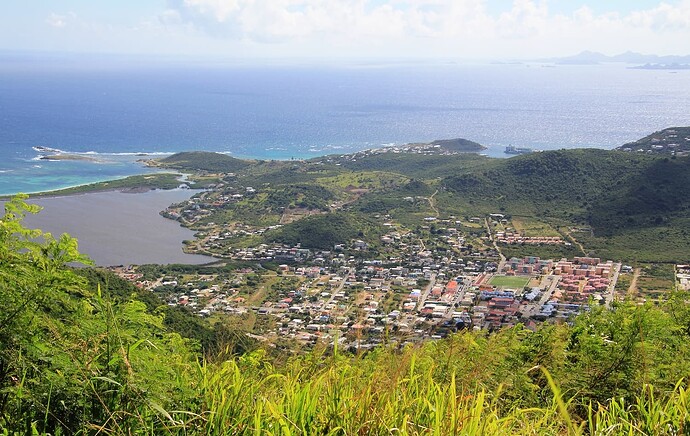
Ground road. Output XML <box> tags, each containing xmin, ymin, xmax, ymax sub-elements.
<box><xmin>324</xmin><ymin>267</ymin><xmax>353</xmax><ymax>307</ymax></box>
<box><xmin>415</xmin><ymin>273</ymin><xmax>437</xmax><ymax>311</ymax></box>
<box><xmin>522</xmin><ymin>274</ymin><xmax>560</xmax><ymax>318</ymax></box>
<box><xmin>485</xmin><ymin>217</ymin><xmax>506</xmax><ymax>272</ymax></box>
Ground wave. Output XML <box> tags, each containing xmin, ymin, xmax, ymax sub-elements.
<box><xmin>32</xmin><ymin>146</ymin><xmax>176</xmax><ymax>157</ymax></box>
<box><xmin>32</xmin><ymin>146</ymin><xmax>65</xmax><ymax>153</ymax></box>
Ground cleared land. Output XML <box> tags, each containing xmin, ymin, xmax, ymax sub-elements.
<box><xmin>511</xmin><ymin>217</ymin><xmax>561</xmax><ymax>237</ymax></box>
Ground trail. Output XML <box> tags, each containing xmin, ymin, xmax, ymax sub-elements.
<box><xmin>427</xmin><ymin>189</ymin><xmax>440</xmax><ymax>217</ymax></box>
<box><xmin>563</xmin><ymin>229</ymin><xmax>586</xmax><ymax>255</ymax></box>
<box><xmin>628</xmin><ymin>268</ymin><xmax>641</xmax><ymax>298</ymax></box>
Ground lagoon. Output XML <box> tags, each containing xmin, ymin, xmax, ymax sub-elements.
<box><xmin>15</xmin><ymin>189</ymin><xmax>216</xmax><ymax>266</ymax></box>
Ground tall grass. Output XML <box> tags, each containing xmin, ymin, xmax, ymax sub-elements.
<box><xmin>187</xmin><ymin>347</ymin><xmax>689</xmax><ymax>435</ymax></box>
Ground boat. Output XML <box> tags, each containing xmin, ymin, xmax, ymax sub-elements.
<box><xmin>504</xmin><ymin>145</ymin><xmax>532</xmax><ymax>155</ymax></box>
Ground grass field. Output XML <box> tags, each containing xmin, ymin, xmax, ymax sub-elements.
<box><xmin>511</xmin><ymin>217</ymin><xmax>561</xmax><ymax>237</ymax></box>
<box><xmin>488</xmin><ymin>275</ymin><xmax>530</xmax><ymax>289</ymax></box>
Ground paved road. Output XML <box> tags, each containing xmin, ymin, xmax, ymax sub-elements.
<box><xmin>522</xmin><ymin>275</ymin><xmax>560</xmax><ymax>318</ymax></box>
<box><xmin>324</xmin><ymin>267</ymin><xmax>353</xmax><ymax>307</ymax></box>
<box><xmin>415</xmin><ymin>273</ymin><xmax>437</xmax><ymax>311</ymax></box>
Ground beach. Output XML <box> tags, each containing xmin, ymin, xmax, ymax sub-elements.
<box><xmin>11</xmin><ymin>189</ymin><xmax>216</xmax><ymax>266</ymax></box>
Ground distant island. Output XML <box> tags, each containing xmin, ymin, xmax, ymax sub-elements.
<box><xmin>630</xmin><ymin>63</ymin><xmax>690</xmax><ymax>70</ymax></box>
<box><xmin>544</xmin><ymin>50</ymin><xmax>690</xmax><ymax>66</ymax></box>
<box><xmin>618</xmin><ymin>126</ymin><xmax>690</xmax><ymax>155</ymax></box>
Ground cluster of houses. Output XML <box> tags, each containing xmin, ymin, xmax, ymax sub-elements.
<box><xmin>117</xmin><ymin>246</ymin><xmax>623</xmax><ymax>348</ymax></box>
<box><xmin>504</xmin><ymin>256</ymin><xmax>554</xmax><ymax>275</ymax></box>
<box><xmin>495</xmin><ymin>231</ymin><xmax>564</xmax><ymax>245</ymax></box>
<box><xmin>553</xmin><ymin>257</ymin><xmax>614</xmax><ymax>302</ymax></box>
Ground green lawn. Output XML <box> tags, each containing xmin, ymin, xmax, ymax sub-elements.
<box><xmin>488</xmin><ymin>275</ymin><xmax>530</xmax><ymax>289</ymax></box>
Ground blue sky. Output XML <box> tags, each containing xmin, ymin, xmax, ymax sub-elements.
<box><xmin>2</xmin><ymin>1</ymin><xmax>689</xmax><ymax>60</ymax></box>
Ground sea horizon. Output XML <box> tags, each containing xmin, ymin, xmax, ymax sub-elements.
<box><xmin>2</xmin><ymin>57</ymin><xmax>689</xmax><ymax>196</ymax></box>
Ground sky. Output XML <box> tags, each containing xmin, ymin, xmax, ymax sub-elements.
<box><xmin>2</xmin><ymin>0</ymin><xmax>689</xmax><ymax>60</ymax></box>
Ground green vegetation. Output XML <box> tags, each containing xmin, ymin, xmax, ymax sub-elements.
<box><xmin>334</xmin><ymin>151</ymin><xmax>489</xmax><ymax>179</ymax></box>
<box><xmin>266</xmin><ymin>212</ymin><xmax>383</xmax><ymax>250</ymax></box>
<box><xmin>618</xmin><ymin>126</ymin><xmax>690</xmax><ymax>154</ymax></box>
<box><xmin>159</xmin><ymin>146</ymin><xmax>690</xmax><ymax>263</ymax></box>
<box><xmin>488</xmin><ymin>275</ymin><xmax>530</xmax><ymax>289</ymax></box>
<box><xmin>511</xmin><ymin>216</ymin><xmax>561</xmax><ymax>237</ymax></box>
<box><xmin>440</xmin><ymin>150</ymin><xmax>690</xmax><ymax>261</ymax></box>
<box><xmin>499</xmin><ymin>242</ymin><xmax>584</xmax><ymax>260</ymax></box>
<box><xmin>429</xmin><ymin>137</ymin><xmax>487</xmax><ymax>152</ymax></box>
<box><xmin>3</xmin><ymin>196</ymin><xmax>690</xmax><ymax>433</ymax></box>
<box><xmin>158</xmin><ymin>151</ymin><xmax>251</xmax><ymax>173</ymax></box>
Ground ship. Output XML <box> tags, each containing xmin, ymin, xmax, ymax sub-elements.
<box><xmin>504</xmin><ymin>145</ymin><xmax>533</xmax><ymax>155</ymax></box>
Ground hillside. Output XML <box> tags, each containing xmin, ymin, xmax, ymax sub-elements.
<box><xmin>160</xmin><ymin>144</ymin><xmax>690</xmax><ymax>262</ymax></box>
<box><xmin>157</xmin><ymin>151</ymin><xmax>252</xmax><ymax>172</ymax></box>
<box><xmin>264</xmin><ymin>211</ymin><xmax>384</xmax><ymax>250</ymax></box>
<box><xmin>440</xmin><ymin>149</ymin><xmax>690</xmax><ymax>261</ymax></box>
<box><xmin>618</xmin><ymin>126</ymin><xmax>690</xmax><ymax>155</ymax></box>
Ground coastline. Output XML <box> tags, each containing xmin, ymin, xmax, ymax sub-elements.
<box><xmin>0</xmin><ymin>172</ymin><xmax>187</xmax><ymax>200</ymax></box>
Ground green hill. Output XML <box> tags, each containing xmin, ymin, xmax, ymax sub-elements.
<box><xmin>158</xmin><ymin>151</ymin><xmax>252</xmax><ymax>173</ymax></box>
<box><xmin>265</xmin><ymin>212</ymin><xmax>383</xmax><ymax>250</ymax></box>
<box><xmin>430</xmin><ymin>137</ymin><xmax>487</xmax><ymax>152</ymax></box>
<box><xmin>441</xmin><ymin>149</ymin><xmax>690</xmax><ymax>261</ymax></box>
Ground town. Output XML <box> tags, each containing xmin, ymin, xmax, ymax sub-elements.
<box><xmin>114</xmin><ymin>199</ymin><xmax>625</xmax><ymax>350</ymax></box>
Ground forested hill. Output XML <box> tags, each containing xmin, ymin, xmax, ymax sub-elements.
<box><xmin>157</xmin><ymin>151</ymin><xmax>252</xmax><ymax>172</ymax></box>
<box><xmin>440</xmin><ymin>149</ymin><xmax>690</xmax><ymax>260</ymax></box>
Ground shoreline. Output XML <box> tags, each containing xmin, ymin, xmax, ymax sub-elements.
<box><xmin>1</xmin><ymin>142</ymin><xmax>620</xmax><ymax>199</ymax></box>
<box><xmin>0</xmin><ymin>171</ymin><xmax>187</xmax><ymax>200</ymax></box>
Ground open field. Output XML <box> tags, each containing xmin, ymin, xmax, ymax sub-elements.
<box><xmin>511</xmin><ymin>217</ymin><xmax>561</xmax><ymax>237</ymax></box>
<box><xmin>488</xmin><ymin>275</ymin><xmax>530</xmax><ymax>289</ymax></box>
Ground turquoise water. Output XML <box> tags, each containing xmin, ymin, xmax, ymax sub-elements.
<box><xmin>2</xmin><ymin>56</ymin><xmax>689</xmax><ymax>195</ymax></box>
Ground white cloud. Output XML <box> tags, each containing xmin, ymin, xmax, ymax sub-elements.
<box><xmin>46</xmin><ymin>12</ymin><xmax>76</xmax><ymax>29</ymax></box>
<box><xmin>154</xmin><ymin>0</ymin><xmax>690</xmax><ymax>57</ymax></box>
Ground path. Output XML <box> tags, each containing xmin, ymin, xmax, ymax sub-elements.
<box><xmin>627</xmin><ymin>267</ymin><xmax>641</xmax><ymax>298</ymax></box>
<box><xmin>427</xmin><ymin>189</ymin><xmax>440</xmax><ymax>217</ymax></box>
<box><xmin>563</xmin><ymin>228</ymin><xmax>587</xmax><ymax>255</ymax></box>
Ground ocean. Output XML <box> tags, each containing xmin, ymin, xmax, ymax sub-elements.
<box><xmin>1</xmin><ymin>56</ymin><xmax>689</xmax><ymax>195</ymax></box>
